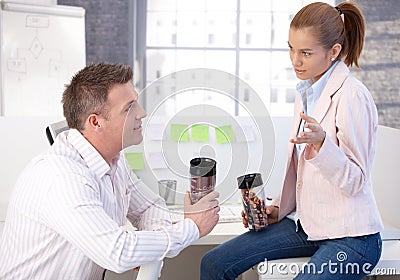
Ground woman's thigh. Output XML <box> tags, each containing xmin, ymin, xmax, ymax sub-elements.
<box><xmin>200</xmin><ymin>218</ymin><xmax>317</xmax><ymax>280</ymax></box>
<box><xmin>295</xmin><ymin>232</ymin><xmax>382</xmax><ymax>280</ymax></box>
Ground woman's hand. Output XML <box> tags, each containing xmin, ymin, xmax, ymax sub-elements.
<box><xmin>241</xmin><ymin>210</ymin><xmax>249</xmax><ymax>228</ymax></box>
<box><xmin>290</xmin><ymin>112</ymin><xmax>326</xmax><ymax>152</ymax></box>
<box><xmin>265</xmin><ymin>205</ymin><xmax>279</xmax><ymax>224</ymax></box>
<box><xmin>241</xmin><ymin>205</ymin><xmax>279</xmax><ymax>228</ymax></box>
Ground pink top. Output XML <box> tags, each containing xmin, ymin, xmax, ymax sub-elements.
<box><xmin>274</xmin><ymin>61</ymin><xmax>383</xmax><ymax>240</ymax></box>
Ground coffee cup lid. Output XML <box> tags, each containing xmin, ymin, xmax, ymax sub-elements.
<box><xmin>190</xmin><ymin>157</ymin><xmax>216</xmax><ymax>177</ymax></box>
<box><xmin>237</xmin><ymin>173</ymin><xmax>263</xmax><ymax>189</ymax></box>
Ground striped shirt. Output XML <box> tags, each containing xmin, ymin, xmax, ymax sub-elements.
<box><xmin>0</xmin><ymin>129</ymin><xmax>199</xmax><ymax>279</ymax></box>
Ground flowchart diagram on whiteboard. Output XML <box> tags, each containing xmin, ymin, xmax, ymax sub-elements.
<box><xmin>0</xmin><ymin>2</ymin><xmax>86</xmax><ymax>116</ymax></box>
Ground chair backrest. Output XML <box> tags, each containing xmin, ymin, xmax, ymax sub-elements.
<box><xmin>136</xmin><ymin>261</ymin><xmax>163</xmax><ymax>280</ymax></box>
<box><xmin>372</xmin><ymin>125</ymin><xmax>400</xmax><ymax>229</ymax></box>
<box><xmin>45</xmin><ymin>119</ymin><xmax>69</xmax><ymax>145</ymax></box>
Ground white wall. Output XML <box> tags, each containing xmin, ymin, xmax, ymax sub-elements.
<box><xmin>0</xmin><ymin>116</ymin><xmax>62</xmax><ymax>223</ymax></box>
<box><xmin>372</xmin><ymin>126</ymin><xmax>400</xmax><ymax>229</ymax></box>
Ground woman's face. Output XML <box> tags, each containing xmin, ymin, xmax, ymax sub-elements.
<box><xmin>288</xmin><ymin>27</ymin><xmax>334</xmax><ymax>83</ymax></box>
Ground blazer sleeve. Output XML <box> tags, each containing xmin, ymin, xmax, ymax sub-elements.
<box><xmin>304</xmin><ymin>80</ymin><xmax>378</xmax><ymax>196</ymax></box>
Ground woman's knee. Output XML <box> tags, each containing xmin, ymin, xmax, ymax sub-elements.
<box><xmin>200</xmin><ymin>248</ymin><xmax>224</xmax><ymax>280</ymax></box>
<box><xmin>201</xmin><ymin>247</ymin><xmax>223</xmax><ymax>271</ymax></box>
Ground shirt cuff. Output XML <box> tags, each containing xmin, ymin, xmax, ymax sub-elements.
<box><xmin>162</xmin><ymin>218</ymin><xmax>199</xmax><ymax>258</ymax></box>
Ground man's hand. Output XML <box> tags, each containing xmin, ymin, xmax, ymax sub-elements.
<box><xmin>184</xmin><ymin>191</ymin><xmax>220</xmax><ymax>238</ymax></box>
<box><xmin>241</xmin><ymin>205</ymin><xmax>279</xmax><ymax>228</ymax></box>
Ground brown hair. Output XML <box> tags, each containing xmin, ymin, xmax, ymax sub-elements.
<box><xmin>62</xmin><ymin>63</ymin><xmax>133</xmax><ymax>131</ymax></box>
<box><xmin>290</xmin><ymin>1</ymin><xmax>365</xmax><ymax>68</ymax></box>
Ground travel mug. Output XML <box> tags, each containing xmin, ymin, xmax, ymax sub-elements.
<box><xmin>237</xmin><ymin>173</ymin><xmax>268</xmax><ymax>231</ymax></box>
<box><xmin>189</xmin><ymin>157</ymin><xmax>216</xmax><ymax>204</ymax></box>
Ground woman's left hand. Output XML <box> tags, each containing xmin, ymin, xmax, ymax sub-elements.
<box><xmin>290</xmin><ymin>112</ymin><xmax>326</xmax><ymax>152</ymax></box>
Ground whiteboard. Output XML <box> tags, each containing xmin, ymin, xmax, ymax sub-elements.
<box><xmin>0</xmin><ymin>2</ymin><xmax>85</xmax><ymax>116</ymax></box>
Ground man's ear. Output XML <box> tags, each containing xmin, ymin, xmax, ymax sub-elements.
<box><xmin>87</xmin><ymin>114</ymin><xmax>102</xmax><ymax>130</ymax></box>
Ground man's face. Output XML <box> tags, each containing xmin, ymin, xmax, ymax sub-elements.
<box><xmin>103</xmin><ymin>82</ymin><xmax>146</xmax><ymax>154</ymax></box>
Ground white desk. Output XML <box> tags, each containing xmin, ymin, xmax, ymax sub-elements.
<box><xmin>194</xmin><ymin>222</ymin><xmax>247</xmax><ymax>245</ymax></box>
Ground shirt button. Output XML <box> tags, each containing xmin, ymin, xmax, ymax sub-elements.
<box><xmin>297</xmin><ymin>182</ymin><xmax>302</xmax><ymax>189</ymax></box>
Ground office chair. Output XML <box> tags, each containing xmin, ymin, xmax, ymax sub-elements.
<box><xmin>45</xmin><ymin>120</ymin><xmax>69</xmax><ymax>145</ymax></box>
<box><xmin>136</xmin><ymin>261</ymin><xmax>163</xmax><ymax>279</ymax></box>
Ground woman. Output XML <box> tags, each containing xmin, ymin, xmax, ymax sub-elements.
<box><xmin>200</xmin><ymin>2</ymin><xmax>383</xmax><ymax>279</ymax></box>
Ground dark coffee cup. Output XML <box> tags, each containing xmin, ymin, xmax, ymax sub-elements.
<box><xmin>189</xmin><ymin>157</ymin><xmax>216</xmax><ymax>204</ymax></box>
<box><xmin>238</xmin><ymin>173</ymin><xmax>268</xmax><ymax>231</ymax></box>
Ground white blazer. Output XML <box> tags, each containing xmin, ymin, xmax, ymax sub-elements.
<box><xmin>275</xmin><ymin>61</ymin><xmax>383</xmax><ymax>240</ymax></box>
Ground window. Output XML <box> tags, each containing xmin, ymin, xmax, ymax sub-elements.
<box><xmin>139</xmin><ymin>0</ymin><xmax>335</xmax><ymax>117</ymax></box>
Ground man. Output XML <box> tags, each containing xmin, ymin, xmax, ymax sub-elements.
<box><xmin>0</xmin><ymin>63</ymin><xmax>220</xmax><ymax>279</ymax></box>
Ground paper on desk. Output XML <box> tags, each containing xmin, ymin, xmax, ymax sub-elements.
<box><xmin>125</xmin><ymin>152</ymin><xmax>145</xmax><ymax>170</ymax></box>
<box><xmin>148</xmin><ymin>152</ymin><xmax>167</xmax><ymax>169</ymax></box>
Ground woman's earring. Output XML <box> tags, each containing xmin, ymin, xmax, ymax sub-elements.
<box><xmin>331</xmin><ymin>57</ymin><xmax>335</xmax><ymax>61</ymax></box>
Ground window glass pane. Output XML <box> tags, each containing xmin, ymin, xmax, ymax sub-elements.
<box><xmin>147</xmin><ymin>0</ymin><xmax>177</xmax><ymax>12</ymax></box>
<box><xmin>240</xmin><ymin>12</ymin><xmax>272</xmax><ymax>48</ymax></box>
<box><xmin>147</xmin><ymin>12</ymin><xmax>177</xmax><ymax>46</ymax></box>
<box><xmin>271</xmin><ymin>0</ymin><xmax>304</xmax><ymax>13</ymax></box>
<box><xmin>239</xmin><ymin>51</ymin><xmax>271</xmax><ymax>84</ymax></box>
<box><xmin>176</xmin><ymin>12</ymin><xmax>206</xmax><ymax>47</ymax></box>
<box><xmin>271</xmin><ymin>0</ymin><xmax>334</xmax><ymax>13</ymax></box>
<box><xmin>206</xmin><ymin>0</ymin><xmax>237</xmax><ymax>12</ymax></box>
<box><xmin>269</xmin><ymin>51</ymin><xmax>296</xmax><ymax>89</ymax></box>
<box><xmin>239</xmin><ymin>51</ymin><xmax>270</xmax><ymax>115</ymax></box>
<box><xmin>240</xmin><ymin>0</ymin><xmax>271</xmax><ymax>12</ymax></box>
<box><xmin>269</xmin><ymin>51</ymin><xmax>297</xmax><ymax>116</ymax></box>
<box><xmin>175</xmin><ymin>50</ymin><xmax>205</xmax><ymax>71</ymax></box>
<box><xmin>271</xmin><ymin>12</ymin><xmax>292</xmax><ymax>48</ymax></box>
<box><xmin>269</xmin><ymin>87</ymin><xmax>295</xmax><ymax>116</ymax></box>
<box><xmin>146</xmin><ymin>49</ymin><xmax>176</xmax><ymax>81</ymax></box>
<box><xmin>204</xmin><ymin>50</ymin><xmax>236</xmax><ymax>75</ymax></box>
<box><xmin>143</xmin><ymin>0</ymin><xmax>339</xmax><ymax>117</ymax></box>
<box><xmin>177</xmin><ymin>0</ymin><xmax>206</xmax><ymax>11</ymax></box>
<box><xmin>174</xmin><ymin>88</ymin><xmax>234</xmax><ymax>116</ymax></box>
<box><xmin>206</xmin><ymin>12</ymin><xmax>237</xmax><ymax>48</ymax></box>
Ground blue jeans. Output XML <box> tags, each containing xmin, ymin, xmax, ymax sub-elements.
<box><xmin>200</xmin><ymin>218</ymin><xmax>382</xmax><ymax>280</ymax></box>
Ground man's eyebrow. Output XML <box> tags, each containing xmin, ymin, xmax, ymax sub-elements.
<box><xmin>123</xmin><ymin>99</ymin><xmax>135</xmax><ymax>110</ymax></box>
